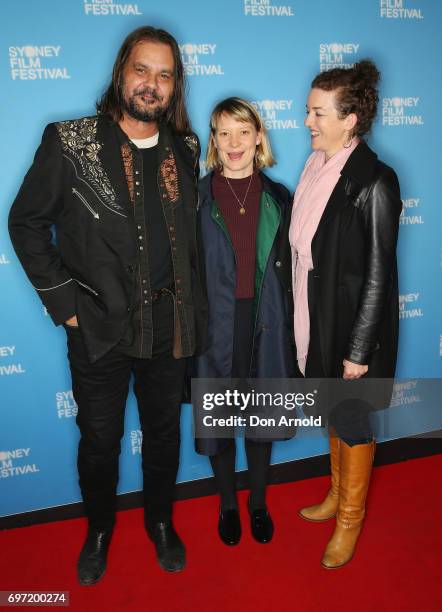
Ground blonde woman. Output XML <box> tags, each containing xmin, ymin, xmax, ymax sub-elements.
<box><xmin>194</xmin><ymin>97</ymin><xmax>295</xmax><ymax>545</ymax></box>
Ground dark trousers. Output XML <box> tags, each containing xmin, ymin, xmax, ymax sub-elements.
<box><xmin>210</xmin><ymin>299</ymin><xmax>272</xmax><ymax>510</ymax></box>
<box><xmin>66</xmin><ymin>297</ymin><xmax>186</xmax><ymax>529</ymax></box>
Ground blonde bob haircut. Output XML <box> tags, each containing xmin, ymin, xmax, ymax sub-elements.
<box><xmin>206</xmin><ymin>97</ymin><xmax>275</xmax><ymax>171</ymax></box>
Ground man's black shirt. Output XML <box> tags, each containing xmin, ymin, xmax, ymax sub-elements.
<box><xmin>119</xmin><ymin>140</ymin><xmax>174</xmax><ymax>358</ymax></box>
<box><xmin>141</xmin><ymin>145</ymin><xmax>173</xmax><ymax>292</ymax></box>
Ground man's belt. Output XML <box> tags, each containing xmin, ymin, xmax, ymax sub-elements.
<box><xmin>151</xmin><ymin>286</ymin><xmax>175</xmax><ymax>302</ymax></box>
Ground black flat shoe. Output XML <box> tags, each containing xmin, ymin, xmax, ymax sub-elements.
<box><xmin>77</xmin><ymin>528</ymin><xmax>113</xmax><ymax>586</ymax></box>
<box><xmin>249</xmin><ymin>508</ymin><xmax>274</xmax><ymax>544</ymax></box>
<box><xmin>218</xmin><ymin>509</ymin><xmax>241</xmax><ymax>546</ymax></box>
<box><xmin>146</xmin><ymin>521</ymin><xmax>185</xmax><ymax>572</ymax></box>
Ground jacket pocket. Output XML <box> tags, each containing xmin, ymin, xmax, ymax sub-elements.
<box><xmin>72</xmin><ymin>188</ymin><xmax>100</xmax><ymax>219</ymax></box>
<box><xmin>73</xmin><ymin>278</ymin><xmax>99</xmax><ymax>296</ymax></box>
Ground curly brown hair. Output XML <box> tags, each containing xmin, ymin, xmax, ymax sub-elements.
<box><xmin>311</xmin><ymin>59</ymin><xmax>380</xmax><ymax>138</ymax></box>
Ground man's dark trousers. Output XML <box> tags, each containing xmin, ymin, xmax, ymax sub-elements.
<box><xmin>66</xmin><ymin>295</ymin><xmax>186</xmax><ymax>529</ymax></box>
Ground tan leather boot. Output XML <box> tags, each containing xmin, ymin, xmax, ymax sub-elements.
<box><xmin>299</xmin><ymin>433</ymin><xmax>340</xmax><ymax>522</ymax></box>
<box><xmin>321</xmin><ymin>439</ymin><xmax>376</xmax><ymax>569</ymax></box>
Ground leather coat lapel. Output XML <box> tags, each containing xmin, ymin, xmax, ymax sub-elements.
<box><xmin>311</xmin><ymin>177</ymin><xmax>347</xmax><ymax>267</ymax></box>
<box><xmin>311</xmin><ymin>142</ymin><xmax>378</xmax><ymax>267</ymax></box>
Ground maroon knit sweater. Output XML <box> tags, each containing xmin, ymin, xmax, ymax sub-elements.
<box><xmin>212</xmin><ymin>169</ymin><xmax>262</xmax><ymax>298</ymax></box>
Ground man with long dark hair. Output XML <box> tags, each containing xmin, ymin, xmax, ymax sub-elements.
<box><xmin>9</xmin><ymin>26</ymin><xmax>207</xmax><ymax>584</ymax></box>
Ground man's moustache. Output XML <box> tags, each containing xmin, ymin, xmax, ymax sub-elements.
<box><xmin>136</xmin><ymin>88</ymin><xmax>162</xmax><ymax>101</ymax></box>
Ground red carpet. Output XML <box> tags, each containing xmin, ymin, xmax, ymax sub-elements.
<box><xmin>1</xmin><ymin>454</ymin><xmax>442</xmax><ymax>611</ymax></box>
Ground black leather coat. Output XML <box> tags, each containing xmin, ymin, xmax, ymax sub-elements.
<box><xmin>305</xmin><ymin>141</ymin><xmax>402</xmax><ymax>378</ymax></box>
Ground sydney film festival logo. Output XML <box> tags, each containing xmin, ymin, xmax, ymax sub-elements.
<box><xmin>180</xmin><ymin>43</ymin><xmax>224</xmax><ymax>76</ymax></box>
<box><xmin>399</xmin><ymin>292</ymin><xmax>423</xmax><ymax>320</ymax></box>
<box><xmin>380</xmin><ymin>0</ymin><xmax>424</xmax><ymax>19</ymax></box>
<box><xmin>55</xmin><ymin>390</ymin><xmax>78</xmax><ymax>419</ymax></box>
<box><xmin>83</xmin><ymin>0</ymin><xmax>142</xmax><ymax>16</ymax></box>
<box><xmin>243</xmin><ymin>0</ymin><xmax>295</xmax><ymax>17</ymax></box>
<box><xmin>400</xmin><ymin>198</ymin><xmax>424</xmax><ymax>226</ymax></box>
<box><xmin>9</xmin><ymin>45</ymin><xmax>71</xmax><ymax>81</ymax></box>
<box><xmin>382</xmin><ymin>97</ymin><xmax>424</xmax><ymax>126</ymax></box>
<box><xmin>390</xmin><ymin>380</ymin><xmax>421</xmax><ymax>407</ymax></box>
<box><xmin>130</xmin><ymin>430</ymin><xmax>142</xmax><ymax>455</ymax></box>
<box><xmin>252</xmin><ymin>99</ymin><xmax>300</xmax><ymax>130</ymax></box>
<box><xmin>0</xmin><ymin>448</ymin><xmax>39</xmax><ymax>479</ymax></box>
<box><xmin>319</xmin><ymin>43</ymin><xmax>359</xmax><ymax>72</ymax></box>
<box><xmin>0</xmin><ymin>345</ymin><xmax>25</xmax><ymax>376</ymax></box>
<box><xmin>0</xmin><ymin>250</ymin><xmax>11</xmax><ymax>265</ymax></box>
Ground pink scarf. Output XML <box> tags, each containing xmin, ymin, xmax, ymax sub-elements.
<box><xmin>289</xmin><ymin>142</ymin><xmax>357</xmax><ymax>374</ymax></box>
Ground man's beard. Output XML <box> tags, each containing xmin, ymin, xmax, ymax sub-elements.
<box><xmin>122</xmin><ymin>87</ymin><xmax>169</xmax><ymax>123</ymax></box>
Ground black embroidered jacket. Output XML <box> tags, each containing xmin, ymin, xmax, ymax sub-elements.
<box><xmin>9</xmin><ymin>115</ymin><xmax>208</xmax><ymax>363</ymax></box>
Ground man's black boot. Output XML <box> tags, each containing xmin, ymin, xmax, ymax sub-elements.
<box><xmin>146</xmin><ymin>520</ymin><xmax>185</xmax><ymax>572</ymax></box>
<box><xmin>77</xmin><ymin>527</ymin><xmax>113</xmax><ymax>586</ymax></box>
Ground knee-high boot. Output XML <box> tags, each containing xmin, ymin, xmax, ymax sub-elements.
<box><xmin>299</xmin><ymin>432</ymin><xmax>340</xmax><ymax>521</ymax></box>
<box><xmin>321</xmin><ymin>439</ymin><xmax>376</xmax><ymax>569</ymax></box>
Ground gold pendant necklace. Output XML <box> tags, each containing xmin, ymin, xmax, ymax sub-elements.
<box><xmin>224</xmin><ymin>173</ymin><xmax>253</xmax><ymax>215</ymax></box>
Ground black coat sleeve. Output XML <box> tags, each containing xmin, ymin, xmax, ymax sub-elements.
<box><xmin>8</xmin><ymin>123</ymin><xmax>77</xmax><ymax>325</ymax></box>
<box><xmin>345</xmin><ymin>165</ymin><xmax>402</xmax><ymax>364</ymax></box>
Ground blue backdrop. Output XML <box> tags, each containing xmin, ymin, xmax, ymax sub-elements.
<box><xmin>1</xmin><ymin>0</ymin><xmax>441</xmax><ymax>518</ymax></box>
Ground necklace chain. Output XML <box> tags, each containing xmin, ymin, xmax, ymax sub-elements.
<box><xmin>224</xmin><ymin>173</ymin><xmax>253</xmax><ymax>215</ymax></box>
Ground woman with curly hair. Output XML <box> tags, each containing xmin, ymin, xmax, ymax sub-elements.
<box><xmin>290</xmin><ymin>60</ymin><xmax>402</xmax><ymax>568</ymax></box>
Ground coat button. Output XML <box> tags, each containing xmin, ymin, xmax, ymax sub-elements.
<box><xmin>313</xmin><ymin>273</ymin><xmax>320</xmax><ymax>279</ymax></box>
<box><xmin>126</xmin><ymin>265</ymin><xmax>134</xmax><ymax>273</ymax></box>
<box><xmin>275</xmin><ymin>260</ymin><xmax>282</xmax><ymax>268</ymax></box>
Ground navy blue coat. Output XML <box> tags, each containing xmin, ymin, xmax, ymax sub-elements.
<box><xmin>194</xmin><ymin>171</ymin><xmax>296</xmax><ymax>380</ymax></box>
<box><xmin>193</xmin><ymin>171</ymin><xmax>296</xmax><ymax>455</ymax></box>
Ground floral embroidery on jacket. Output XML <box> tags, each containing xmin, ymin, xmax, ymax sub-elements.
<box><xmin>120</xmin><ymin>142</ymin><xmax>134</xmax><ymax>204</ymax></box>
<box><xmin>183</xmin><ymin>134</ymin><xmax>199</xmax><ymax>158</ymax></box>
<box><xmin>160</xmin><ymin>152</ymin><xmax>179</xmax><ymax>203</ymax></box>
<box><xmin>56</xmin><ymin>117</ymin><xmax>125</xmax><ymax>213</ymax></box>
